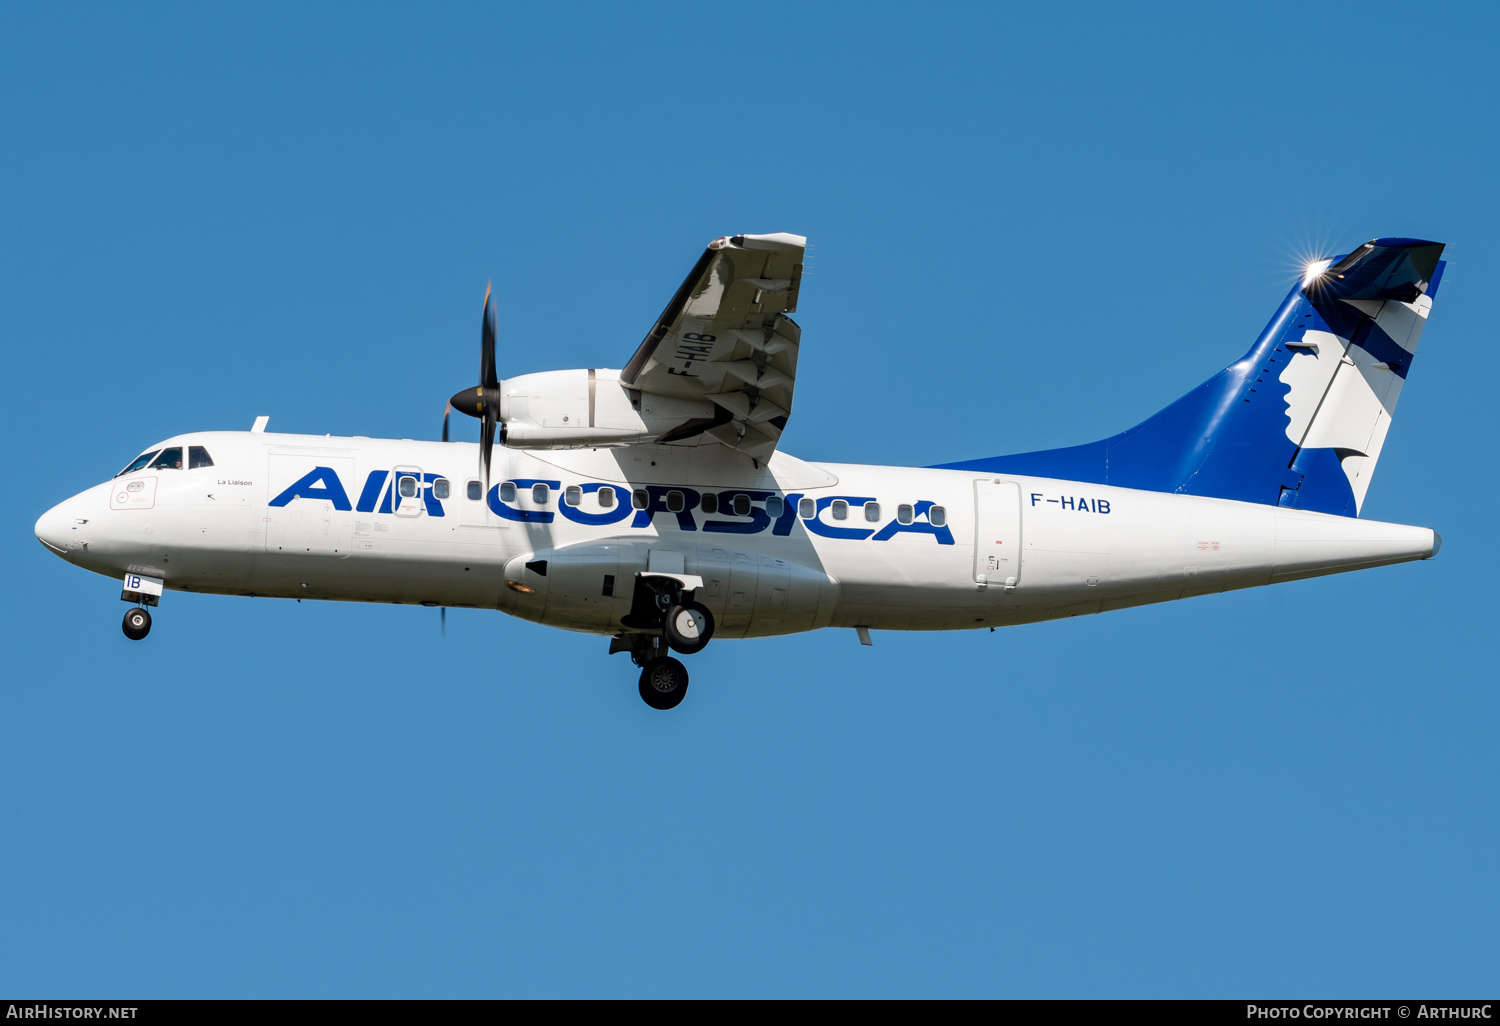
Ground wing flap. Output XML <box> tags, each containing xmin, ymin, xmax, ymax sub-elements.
<box><xmin>622</xmin><ymin>234</ymin><xmax>806</xmax><ymax>462</ymax></box>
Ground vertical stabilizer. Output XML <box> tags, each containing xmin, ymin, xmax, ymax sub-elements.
<box><xmin>938</xmin><ymin>238</ymin><xmax>1446</xmax><ymax>517</ymax></box>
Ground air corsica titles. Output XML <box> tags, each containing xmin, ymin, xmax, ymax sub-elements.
<box><xmin>268</xmin><ymin>467</ymin><xmax>958</xmax><ymax>544</ymax></box>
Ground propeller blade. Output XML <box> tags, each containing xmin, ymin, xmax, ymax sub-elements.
<box><xmin>480</xmin><ymin>282</ymin><xmax>498</xmax><ymax>390</ymax></box>
<box><xmin>442</xmin><ymin>402</ymin><xmax>451</xmax><ymax>443</ymax></box>
<box><xmin>440</xmin><ymin>606</ymin><xmax>446</xmax><ymax>638</ymax></box>
<box><xmin>480</xmin><ymin>413</ymin><xmax>496</xmax><ymax>491</ymax></box>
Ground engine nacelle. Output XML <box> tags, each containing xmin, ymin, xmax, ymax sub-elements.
<box><xmin>499</xmin><ymin>368</ymin><xmax>717</xmax><ymax>449</ymax></box>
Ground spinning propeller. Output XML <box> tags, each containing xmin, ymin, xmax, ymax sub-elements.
<box><xmin>438</xmin><ymin>283</ymin><xmax>505</xmax><ymax>640</ymax></box>
<box><xmin>447</xmin><ymin>283</ymin><xmax>504</xmax><ymax>489</ymax></box>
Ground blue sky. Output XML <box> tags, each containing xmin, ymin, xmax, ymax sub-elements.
<box><xmin>3</xmin><ymin>2</ymin><xmax>1498</xmax><ymax>997</ymax></box>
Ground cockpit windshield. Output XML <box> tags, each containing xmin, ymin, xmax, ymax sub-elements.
<box><xmin>116</xmin><ymin>450</ymin><xmax>161</xmax><ymax>477</ymax></box>
<box><xmin>149</xmin><ymin>447</ymin><xmax>184</xmax><ymax>470</ymax></box>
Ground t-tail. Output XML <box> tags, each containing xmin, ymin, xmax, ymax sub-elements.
<box><xmin>939</xmin><ymin>238</ymin><xmax>1446</xmax><ymax>517</ymax></box>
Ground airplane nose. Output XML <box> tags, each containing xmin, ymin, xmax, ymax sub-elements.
<box><xmin>35</xmin><ymin>501</ymin><xmax>75</xmax><ymax>559</ymax></box>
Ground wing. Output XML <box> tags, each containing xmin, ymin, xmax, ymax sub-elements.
<box><xmin>622</xmin><ymin>233</ymin><xmax>805</xmax><ymax>462</ymax></box>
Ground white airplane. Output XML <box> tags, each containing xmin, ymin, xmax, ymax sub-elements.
<box><xmin>36</xmin><ymin>233</ymin><xmax>1444</xmax><ymax>709</ymax></box>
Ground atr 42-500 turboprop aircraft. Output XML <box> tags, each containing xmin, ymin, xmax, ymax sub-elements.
<box><xmin>36</xmin><ymin>233</ymin><xmax>1445</xmax><ymax>709</ymax></box>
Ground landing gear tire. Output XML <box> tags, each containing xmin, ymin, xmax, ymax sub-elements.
<box><xmin>663</xmin><ymin>601</ymin><xmax>714</xmax><ymax>655</ymax></box>
<box><xmin>638</xmin><ymin>656</ymin><xmax>689</xmax><ymax>710</ymax></box>
<box><xmin>122</xmin><ymin>607</ymin><xmax>152</xmax><ymax>641</ymax></box>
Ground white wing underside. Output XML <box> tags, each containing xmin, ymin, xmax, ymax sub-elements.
<box><xmin>621</xmin><ymin>233</ymin><xmax>806</xmax><ymax>462</ymax></box>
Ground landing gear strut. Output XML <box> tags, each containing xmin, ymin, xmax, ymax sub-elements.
<box><xmin>122</xmin><ymin>606</ymin><xmax>152</xmax><ymax>640</ymax></box>
<box><xmin>611</xmin><ymin>575</ymin><xmax>712</xmax><ymax>709</ymax></box>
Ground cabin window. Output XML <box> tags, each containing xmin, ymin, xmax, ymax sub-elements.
<box><xmin>188</xmin><ymin>446</ymin><xmax>214</xmax><ymax>469</ymax></box>
<box><xmin>632</xmin><ymin>489</ymin><xmax>648</xmax><ymax>509</ymax></box>
<box><xmin>467</xmin><ymin>480</ymin><xmax>482</xmax><ymax>501</ymax></box>
<box><xmin>766</xmin><ymin>496</ymin><xmax>784</xmax><ymax>518</ymax></box>
<box><xmin>732</xmin><ymin>494</ymin><xmax>751</xmax><ymax>517</ymax></box>
<box><xmin>149</xmin><ymin>447</ymin><xmax>183</xmax><ymax>470</ymax></box>
<box><xmin>897</xmin><ymin>504</ymin><xmax>914</xmax><ymax>525</ymax></box>
<box><xmin>700</xmin><ymin>492</ymin><xmax>718</xmax><ymax>514</ymax></box>
<box><xmin>531</xmin><ymin>483</ymin><xmax>550</xmax><ymax>504</ymax></box>
<box><xmin>398</xmin><ymin>475</ymin><xmax>418</xmax><ymax>498</ymax></box>
<box><xmin>864</xmin><ymin>502</ymin><xmax>881</xmax><ymax>522</ymax></box>
<box><xmin>798</xmin><ymin>497</ymin><xmax>815</xmax><ymax>519</ymax></box>
<box><xmin>831</xmin><ymin>499</ymin><xmax>848</xmax><ymax>521</ymax></box>
<box><xmin>432</xmin><ymin>478</ymin><xmax>450</xmax><ymax>500</ymax></box>
<box><xmin>597</xmin><ymin>486</ymin><xmax>615</xmax><ymax>508</ymax></box>
<box><xmin>930</xmin><ymin>505</ymin><xmax>947</xmax><ymax>527</ymax></box>
<box><xmin>602</xmin><ymin>574</ymin><xmax>615</xmax><ymax>597</ymax></box>
<box><xmin>500</xmin><ymin>482</ymin><xmax>517</xmax><ymax>502</ymax></box>
<box><xmin>117</xmin><ymin>451</ymin><xmax>161</xmax><ymax>477</ymax></box>
<box><xmin>667</xmin><ymin>490</ymin><xmax>685</xmax><ymax>513</ymax></box>
<box><xmin>564</xmin><ymin>485</ymin><xmax>582</xmax><ymax>506</ymax></box>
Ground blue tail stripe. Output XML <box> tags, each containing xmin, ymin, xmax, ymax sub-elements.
<box><xmin>934</xmin><ymin>240</ymin><xmax>1444</xmax><ymax>519</ymax></box>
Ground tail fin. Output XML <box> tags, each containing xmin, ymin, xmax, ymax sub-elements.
<box><xmin>938</xmin><ymin>238</ymin><xmax>1446</xmax><ymax>517</ymax></box>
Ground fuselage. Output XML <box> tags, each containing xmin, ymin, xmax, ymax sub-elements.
<box><xmin>35</xmin><ymin>429</ymin><xmax>1439</xmax><ymax>638</ymax></box>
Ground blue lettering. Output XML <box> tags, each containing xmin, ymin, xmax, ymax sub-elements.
<box><xmin>701</xmin><ymin>490</ymin><xmax>773</xmax><ymax>535</ymax></box>
<box><xmin>355</xmin><ymin>471</ymin><xmax>387</xmax><ymax>513</ymax></box>
<box><xmin>558</xmin><ymin>482</ymin><xmax>635</xmax><ymax>526</ymax></box>
<box><xmin>1031</xmin><ymin>492</ymin><xmax>1043</xmax><ymax>506</ymax></box>
<box><xmin>487</xmin><ymin>478</ymin><xmax>559</xmax><ymax>523</ymax></box>
<box><xmin>802</xmin><ymin>495</ymin><xmax>876</xmax><ymax>541</ymax></box>
<box><xmin>870</xmin><ymin>500</ymin><xmax>955</xmax><ymax>545</ymax></box>
<box><xmin>269</xmin><ymin>467</ymin><xmax>352</xmax><ymax>511</ymax></box>
<box><xmin>1060</xmin><ymin>495</ymin><xmax>1074</xmax><ymax>510</ymax></box>
<box><xmin>771</xmin><ymin>493</ymin><xmax>803</xmax><ymax>536</ymax></box>
<box><xmin>630</xmin><ymin>485</ymin><xmax>703</xmax><ymax>531</ymax></box>
<box><xmin>422</xmin><ymin>473</ymin><xmax>446</xmax><ymax>517</ymax></box>
<box><xmin>1098</xmin><ymin>499</ymin><xmax>1110</xmax><ymax>514</ymax></box>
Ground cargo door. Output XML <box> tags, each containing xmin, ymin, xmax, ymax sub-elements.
<box><xmin>973</xmin><ymin>479</ymin><xmax>1021</xmax><ymax>588</ymax></box>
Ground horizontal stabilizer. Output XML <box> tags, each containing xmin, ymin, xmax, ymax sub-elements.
<box><xmin>1306</xmin><ymin>238</ymin><xmax>1444</xmax><ymax>303</ymax></box>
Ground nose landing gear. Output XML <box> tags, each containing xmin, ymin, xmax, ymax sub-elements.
<box><xmin>119</xmin><ymin>573</ymin><xmax>162</xmax><ymax>641</ymax></box>
<box><xmin>122</xmin><ymin>606</ymin><xmax>152</xmax><ymax>640</ymax></box>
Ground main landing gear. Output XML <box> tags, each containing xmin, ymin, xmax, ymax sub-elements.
<box><xmin>639</xmin><ymin>655</ymin><xmax>689</xmax><ymax>710</ymax></box>
<box><xmin>122</xmin><ymin>606</ymin><xmax>152</xmax><ymax>640</ymax></box>
<box><xmin>612</xmin><ymin>576</ymin><xmax>716</xmax><ymax>710</ymax></box>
